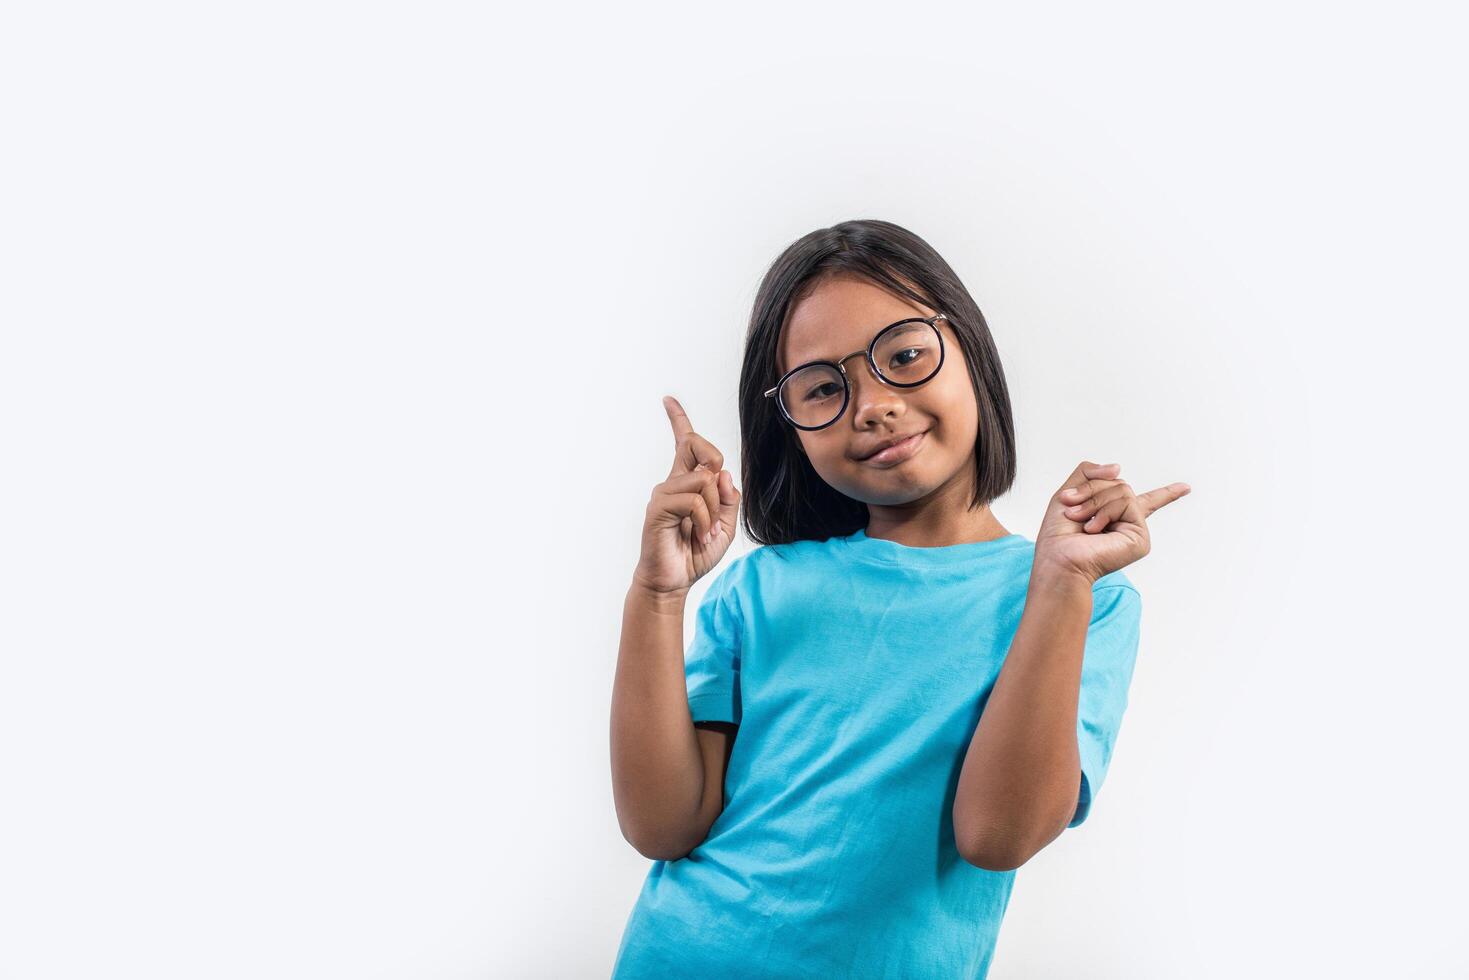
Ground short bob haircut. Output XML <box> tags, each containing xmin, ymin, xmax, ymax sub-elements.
<box><xmin>738</xmin><ymin>218</ymin><xmax>1017</xmax><ymax>547</ymax></box>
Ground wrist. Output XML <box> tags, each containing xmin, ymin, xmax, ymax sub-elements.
<box><xmin>1027</xmin><ymin>561</ymin><xmax>1095</xmax><ymax>598</ymax></box>
<box><xmin>627</xmin><ymin>576</ymin><xmax>690</xmax><ymax>614</ymax></box>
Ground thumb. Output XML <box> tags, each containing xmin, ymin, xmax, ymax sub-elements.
<box><xmin>1061</xmin><ymin>460</ymin><xmax>1120</xmax><ymax>492</ymax></box>
<box><xmin>717</xmin><ymin>470</ymin><xmax>740</xmax><ymax>528</ymax></box>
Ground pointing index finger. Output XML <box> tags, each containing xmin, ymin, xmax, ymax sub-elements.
<box><xmin>663</xmin><ymin>395</ymin><xmax>708</xmax><ymax>477</ymax></box>
<box><xmin>663</xmin><ymin>395</ymin><xmax>693</xmax><ymax>439</ymax></box>
<box><xmin>1136</xmin><ymin>482</ymin><xmax>1192</xmax><ymax>516</ymax></box>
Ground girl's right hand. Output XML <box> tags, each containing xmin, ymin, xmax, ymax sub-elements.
<box><xmin>633</xmin><ymin>395</ymin><xmax>741</xmax><ymax>598</ymax></box>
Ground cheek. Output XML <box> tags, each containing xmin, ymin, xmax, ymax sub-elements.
<box><xmin>921</xmin><ymin>389</ymin><xmax>979</xmax><ymax>460</ymax></box>
<box><xmin>937</xmin><ymin>375</ymin><xmax>980</xmax><ymax>428</ymax></box>
<box><xmin>796</xmin><ymin>431</ymin><xmax>838</xmax><ymax>464</ymax></box>
<box><xmin>949</xmin><ymin>399</ymin><xmax>980</xmax><ymax>438</ymax></box>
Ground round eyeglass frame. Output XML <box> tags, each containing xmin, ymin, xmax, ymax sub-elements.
<box><xmin>763</xmin><ymin>313</ymin><xmax>949</xmax><ymax>431</ymax></box>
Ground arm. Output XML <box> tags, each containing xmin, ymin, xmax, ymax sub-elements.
<box><xmin>693</xmin><ymin>720</ymin><xmax>738</xmax><ymax>823</ymax></box>
<box><xmin>609</xmin><ymin>580</ymin><xmax>729</xmax><ymax>860</ymax></box>
<box><xmin>952</xmin><ymin>567</ymin><xmax>1094</xmax><ymax>871</ymax></box>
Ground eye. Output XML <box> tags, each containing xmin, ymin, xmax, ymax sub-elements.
<box><xmin>803</xmin><ymin>382</ymin><xmax>842</xmax><ymax>401</ymax></box>
<box><xmin>889</xmin><ymin>348</ymin><xmax>924</xmax><ymax>369</ymax></box>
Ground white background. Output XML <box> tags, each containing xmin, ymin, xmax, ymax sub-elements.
<box><xmin>2</xmin><ymin>2</ymin><xmax>1465</xmax><ymax>977</ymax></box>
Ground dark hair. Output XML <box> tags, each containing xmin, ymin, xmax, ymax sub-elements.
<box><xmin>737</xmin><ymin>219</ymin><xmax>1017</xmax><ymax>547</ymax></box>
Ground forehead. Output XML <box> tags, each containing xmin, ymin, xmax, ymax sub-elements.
<box><xmin>779</xmin><ymin>276</ymin><xmax>935</xmax><ymax>372</ymax></box>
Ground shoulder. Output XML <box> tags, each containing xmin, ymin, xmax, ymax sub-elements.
<box><xmin>1092</xmin><ymin>567</ymin><xmax>1140</xmax><ymax>599</ymax></box>
<box><xmin>703</xmin><ymin>536</ymin><xmax>825</xmax><ymax>604</ymax></box>
<box><xmin>698</xmin><ymin>545</ymin><xmax>764</xmax><ymax>608</ymax></box>
<box><xmin>1086</xmin><ymin>569</ymin><xmax>1142</xmax><ymax>635</ymax></box>
<box><xmin>708</xmin><ymin>542</ymin><xmax>777</xmax><ymax>597</ymax></box>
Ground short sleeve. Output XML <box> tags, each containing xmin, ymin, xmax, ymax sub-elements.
<box><xmin>1069</xmin><ymin>584</ymin><xmax>1143</xmax><ymax>828</ymax></box>
<box><xmin>684</xmin><ymin>561</ymin><xmax>744</xmax><ymax>725</ymax></box>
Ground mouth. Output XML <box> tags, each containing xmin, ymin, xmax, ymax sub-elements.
<box><xmin>857</xmin><ymin>430</ymin><xmax>928</xmax><ymax>467</ymax></box>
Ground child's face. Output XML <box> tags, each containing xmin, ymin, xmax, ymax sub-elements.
<box><xmin>777</xmin><ymin>275</ymin><xmax>981</xmax><ymax>508</ymax></box>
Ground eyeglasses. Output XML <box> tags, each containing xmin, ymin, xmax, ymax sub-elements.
<box><xmin>764</xmin><ymin>314</ymin><xmax>949</xmax><ymax>430</ymax></box>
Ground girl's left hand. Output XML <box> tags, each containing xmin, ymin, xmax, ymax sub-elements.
<box><xmin>1034</xmin><ymin>460</ymin><xmax>1191</xmax><ymax>584</ymax></box>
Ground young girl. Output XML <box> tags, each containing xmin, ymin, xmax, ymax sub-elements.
<box><xmin>608</xmin><ymin>219</ymin><xmax>1190</xmax><ymax>978</ymax></box>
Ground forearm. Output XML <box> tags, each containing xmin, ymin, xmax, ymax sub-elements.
<box><xmin>953</xmin><ymin>567</ymin><xmax>1094</xmax><ymax>869</ymax></box>
<box><xmin>609</xmin><ymin>579</ymin><xmax>707</xmax><ymax>859</ymax></box>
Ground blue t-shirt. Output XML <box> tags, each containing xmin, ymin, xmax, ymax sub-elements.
<box><xmin>612</xmin><ymin>527</ymin><xmax>1143</xmax><ymax>979</ymax></box>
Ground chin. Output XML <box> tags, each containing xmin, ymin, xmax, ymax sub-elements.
<box><xmin>840</xmin><ymin>469</ymin><xmax>940</xmax><ymax>505</ymax></box>
<box><xmin>855</xmin><ymin>455</ymin><xmax>969</xmax><ymax>502</ymax></box>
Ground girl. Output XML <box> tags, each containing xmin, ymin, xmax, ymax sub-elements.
<box><xmin>608</xmin><ymin>219</ymin><xmax>1190</xmax><ymax>978</ymax></box>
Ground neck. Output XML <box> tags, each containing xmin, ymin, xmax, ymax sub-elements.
<box><xmin>859</xmin><ymin>454</ymin><xmax>1013</xmax><ymax>548</ymax></box>
<box><xmin>862</xmin><ymin>503</ymin><xmax>1011</xmax><ymax>548</ymax></box>
<box><xmin>857</xmin><ymin>476</ymin><xmax>1010</xmax><ymax>549</ymax></box>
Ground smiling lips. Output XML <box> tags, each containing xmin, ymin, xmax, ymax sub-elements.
<box><xmin>858</xmin><ymin>430</ymin><xmax>927</xmax><ymax>466</ymax></box>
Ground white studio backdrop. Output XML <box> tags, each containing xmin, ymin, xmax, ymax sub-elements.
<box><xmin>2</xmin><ymin>2</ymin><xmax>1464</xmax><ymax>977</ymax></box>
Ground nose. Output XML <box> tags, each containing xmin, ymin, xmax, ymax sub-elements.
<box><xmin>840</xmin><ymin>354</ymin><xmax>905</xmax><ymax>428</ymax></box>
